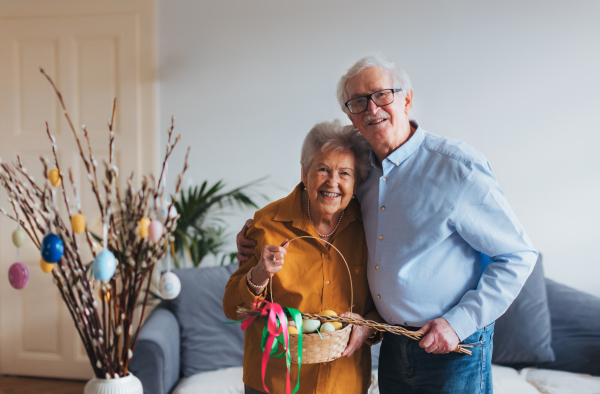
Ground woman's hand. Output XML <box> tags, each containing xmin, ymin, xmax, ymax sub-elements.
<box><xmin>250</xmin><ymin>239</ymin><xmax>290</xmax><ymax>286</ymax></box>
<box><xmin>340</xmin><ymin>312</ymin><xmax>375</xmax><ymax>358</ymax></box>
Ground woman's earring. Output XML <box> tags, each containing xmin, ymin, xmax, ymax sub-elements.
<box><xmin>304</xmin><ymin>186</ymin><xmax>307</xmax><ymax>191</ymax></box>
<box><xmin>352</xmin><ymin>195</ymin><xmax>356</xmax><ymax>199</ymax></box>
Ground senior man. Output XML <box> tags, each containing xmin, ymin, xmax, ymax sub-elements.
<box><xmin>237</xmin><ymin>55</ymin><xmax>537</xmax><ymax>394</ymax></box>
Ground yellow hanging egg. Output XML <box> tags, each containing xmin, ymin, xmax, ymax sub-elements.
<box><xmin>40</xmin><ymin>258</ymin><xmax>54</xmax><ymax>274</ymax></box>
<box><xmin>99</xmin><ymin>287</ymin><xmax>110</xmax><ymax>302</ymax></box>
<box><xmin>71</xmin><ymin>213</ymin><xmax>86</xmax><ymax>234</ymax></box>
<box><xmin>139</xmin><ymin>217</ymin><xmax>151</xmax><ymax>238</ymax></box>
<box><xmin>48</xmin><ymin>169</ymin><xmax>61</xmax><ymax>187</ymax></box>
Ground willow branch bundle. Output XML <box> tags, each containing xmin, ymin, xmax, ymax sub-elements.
<box><xmin>236</xmin><ymin>306</ymin><xmax>473</xmax><ymax>356</ymax></box>
<box><xmin>0</xmin><ymin>69</ymin><xmax>191</xmax><ymax>379</ymax></box>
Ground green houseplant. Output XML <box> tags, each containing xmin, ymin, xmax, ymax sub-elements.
<box><xmin>170</xmin><ymin>179</ymin><xmax>265</xmax><ymax>267</ymax></box>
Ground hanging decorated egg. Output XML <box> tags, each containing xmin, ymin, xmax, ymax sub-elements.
<box><xmin>41</xmin><ymin>233</ymin><xmax>64</xmax><ymax>263</ymax></box>
<box><xmin>12</xmin><ymin>228</ymin><xmax>27</xmax><ymax>248</ymax></box>
<box><xmin>158</xmin><ymin>272</ymin><xmax>181</xmax><ymax>300</ymax></box>
<box><xmin>71</xmin><ymin>213</ymin><xmax>86</xmax><ymax>234</ymax></box>
<box><xmin>40</xmin><ymin>258</ymin><xmax>54</xmax><ymax>274</ymax></box>
<box><xmin>138</xmin><ymin>217</ymin><xmax>151</xmax><ymax>238</ymax></box>
<box><xmin>48</xmin><ymin>168</ymin><xmax>61</xmax><ymax>187</ymax></box>
<box><xmin>148</xmin><ymin>220</ymin><xmax>163</xmax><ymax>243</ymax></box>
<box><xmin>92</xmin><ymin>249</ymin><xmax>117</xmax><ymax>282</ymax></box>
<box><xmin>8</xmin><ymin>262</ymin><xmax>29</xmax><ymax>289</ymax></box>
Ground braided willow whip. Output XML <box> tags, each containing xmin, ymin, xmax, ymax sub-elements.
<box><xmin>237</xmin><ymin>306</ymin><xmax>473</xmax><ymax>355</ymax></box>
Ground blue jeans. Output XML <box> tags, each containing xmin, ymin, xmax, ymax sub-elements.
<box><xmin>379</xmin><ymin>322</ymin><xmax>494</xmax><ymax>394</ymax></box>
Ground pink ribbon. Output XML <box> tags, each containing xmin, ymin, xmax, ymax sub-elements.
<box><xmin>241</xmin><ymin>300</ymin><xmax>291</xmax><ymax>394</ymax></box>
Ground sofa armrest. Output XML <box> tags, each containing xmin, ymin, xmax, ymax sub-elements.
<box><xmin>130</xmin><ymin>304</ymin><xmax>181</xmax><ymax>394</ymax></box>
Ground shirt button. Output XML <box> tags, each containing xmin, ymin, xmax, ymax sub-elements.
<box><xmin>325</xmin><ymin>281</ymin><xmax>330</xmax><ymax>285</ymax></box>
<box><xmin>395</xmin><ymin>161</ymin><xmax>400</xmax><ymax>165</ymax></box>
<box><xmin>324</xmin><ymin>254</ymin><xmax>330</xmax><ymax>260</ymax></box>
<box><xmin>375</xmin><ymin>265</ymin><xmax>379</xmax><ymax>270</ymax></box>
<box><xmin>379</xmin><ymin>235</ymin><xmax>383</xmax><ymax>240</ymax></box>
<box><xmin>382</xmin><ymin>177</ymin><xmax>387</xmax><ymax>182</ymax></box>
<box><xmin>377</xmin><ymin>294</ymin><xmax>381</xmax><ymax>299</ymax></box>
<box><xmin>381</xmin><ymin>206</ymin><xmax>385</xmax><ymax>211</ymax></box>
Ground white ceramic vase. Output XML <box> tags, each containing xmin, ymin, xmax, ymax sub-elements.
<box><xmin>84</xmin><ymin>373</ymin><xmax>143</xmax><ymax>394</ymax></box>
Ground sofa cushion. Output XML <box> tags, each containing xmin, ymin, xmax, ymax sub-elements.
<box><xmin>538</xmin><ymin>279</ymin><xmax>600</xmax><ymax>376</ymax></box>
<box><xmin>166</xmin><ymin>265</ymin><xmax>245</xmax><ymax>377</ymax></box>
<box><xmin>492</xmin><ymin>254</ymin><xmax>555</xmax><ymax>365</ymax></box>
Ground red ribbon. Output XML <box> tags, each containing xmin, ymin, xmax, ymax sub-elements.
<box><xmin>241</xmin><ymin>300</ymin><xmax>291</xmax><ymax>394</ymax></box>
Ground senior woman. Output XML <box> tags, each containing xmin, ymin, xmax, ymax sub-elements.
<box><xmin>223</xmin><ymin>120</ymin><xmax>382</xmax><ymax>394</ymax></box>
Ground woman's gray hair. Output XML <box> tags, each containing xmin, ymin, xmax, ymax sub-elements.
<box><xmin>301</xmin><ymin>120</ymin><xmax>371</xmax><ymax>183</ymax></box>
<box><xmin>336</xmin><ymin>54</ymin><xmax>412</xmax><ymax>115</ymax></box>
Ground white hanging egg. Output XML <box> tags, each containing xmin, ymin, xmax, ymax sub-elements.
<box><xmin>159</xmin><ymin>272</ymin><xmax>181</xmax><ymax>300</ymax></box>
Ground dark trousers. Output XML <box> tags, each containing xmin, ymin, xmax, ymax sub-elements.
<box><xmin>378</xmin><ymin>323</ymin><xmax>494</xmax><ymax>394</ymax></box>
<box><xmin>245</xmin><ymin>384</ymin><xmax>267</xmax><ymax>394</ymax></box>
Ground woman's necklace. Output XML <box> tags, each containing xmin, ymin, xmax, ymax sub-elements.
<box><xmin>307</xmin><ymin>198</ymin><xmax>344</xmax><ymax>238</ymax></box>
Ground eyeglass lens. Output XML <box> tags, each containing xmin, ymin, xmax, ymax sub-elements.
<box><xmin>346</xmin><ymin>89</ymin><xmax>396</xmax><ymax>114</ymax></box>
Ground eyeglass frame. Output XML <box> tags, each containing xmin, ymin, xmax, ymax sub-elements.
<box><xmin>344</xmin><ymin>88</ymin><xmax>403</xmax><ymax>114</ymax></box>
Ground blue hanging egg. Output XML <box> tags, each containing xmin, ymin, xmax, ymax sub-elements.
<box><xmin>41</xmin><ymin>234</ymin><xmax>64</xmax><ymax>263</ymax></box>
<box><xmin>93</xmin><ymin>249</ymin><xmax>117</xmax><ymax>282</ymax></box>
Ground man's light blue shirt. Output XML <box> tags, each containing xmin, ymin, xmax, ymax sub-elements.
<box><xmin>357</xmin><ymin>122</ymin><xmax>538</xmax><ymax>341</ymax></box>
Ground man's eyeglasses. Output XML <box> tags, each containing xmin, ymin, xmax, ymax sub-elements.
<box><xmin>344</xmin><ymin>89</ymin><xmax>402</xmax><ymax>114</ymax></box>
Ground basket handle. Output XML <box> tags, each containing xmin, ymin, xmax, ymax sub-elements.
<box><xmin>269</xmin><ymin>235</ymin><xmax>353</xmax><ymax>314</ymax></box>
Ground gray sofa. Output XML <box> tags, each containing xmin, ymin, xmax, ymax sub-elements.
<box><xmin>130</xmin><ymin>257</ymin><xmax>600</xmax><ymax>394</ymax></box>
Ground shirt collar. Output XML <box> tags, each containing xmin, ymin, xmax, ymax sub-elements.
<box><xmin>273</xmin><ymin>182</ymin><xmax>361</xmax><ymax>232</ymax></box>
<box><xmin>369</xmin><ymin>120</ymin><xmax>425</xmax><ymax>169</ymax></box>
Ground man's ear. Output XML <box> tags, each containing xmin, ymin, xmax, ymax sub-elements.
<box><xmin>404</xmin><ymin>90</ymin><xmax>414</xmax><ymax>115</ymax></box>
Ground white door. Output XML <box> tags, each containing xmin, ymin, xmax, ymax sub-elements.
<box><xmin>0</xmin><ymin>0</ymin><xmax>156</xmax><ymax>379</ymax></box>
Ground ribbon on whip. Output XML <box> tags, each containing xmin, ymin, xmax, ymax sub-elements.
<box><xmin>234</xmin><ymin>300</ymin><xmax>303</xmax><ymax>394</ymax></box>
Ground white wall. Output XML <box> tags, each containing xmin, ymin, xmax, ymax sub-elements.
<box><xmin>156</xmin><ymin>0</ymin><xmax>600</xmax><ymax>297</ymax></box>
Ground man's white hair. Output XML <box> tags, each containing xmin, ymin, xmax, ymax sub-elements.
<box><xmin>300</xmin><ymin>120</ymin><xmax>371</xmax><ymax>184</ymax></box>
<box><xmin>336</xmin><ymin>54</ymin><xmax>412</xmax><ymax>115</ymax></box>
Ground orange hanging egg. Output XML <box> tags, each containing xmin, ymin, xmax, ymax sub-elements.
<box><xmin>139</xmin><ymin>217</ymin><xmax>151</xmax><ymax>238</ymax></box>
<box><xmin>40</xmin><ymin>258</ymin><xmax>54</xmax><ymax>274</ymax></box>
<box><xmin>71</xmin><ymin>213</ymin><xmax>86</xmax><ymax>234</ymax></box>
<box><xmin>48</xmin><ymin>169</ymin><xmax>61</xmax><ymax>187</ymax></box>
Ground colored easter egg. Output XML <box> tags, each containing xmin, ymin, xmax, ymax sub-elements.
<box><xmin>40</xmin><ymin>258</ymin><xmax>54</xmax><ymax>273</ymax></box>
<box><xmin>8</xmin><ymin>262</ymin><xmax>29</xmax><ymax>289</ymax></box>
<box><xmin>139</xmin><ymin>218</ymin><xmax>151</xmax><ymax>238</ymax></box>
<box><xmin>41</xmin><ymin>233</ymin><xmax>64</xmax><ymax>263</ymax></box>
<box><xmin>71</xmin><ymin>213</ymin><xmax>86</xmax><ymax>234</ymax></box>
<box><xmin>158</xmin><ymin>272</ymin><xmax>181</xmax><ymax>300</ymax></box>
<box><xmin>303</xmin><ymin>319</ymin><xmax>321</xmax><ymax>334</ymax></box>
<box><xmin>288</xmin><ymin>326</ymin><xmax>299</xmax><ymax>335</ymax></box>
<box><xmin>93</xmin><ymin>249</ymin><xmax>117</xmax><ymax>282</ymax></box>
<box><xmin>148</xmin><ymin>220</ymin><xmax>163</xmax><ymax>243</ymax></box>
<box><xmin>321</xmin><ymin>322</ymin><xmax>335</xmax><ymax>333</ymax></box>
<box><xmin>12</xmin><ymin>228</ymin><xmax>27</xmax><ymax>248</ymax></box>
<box><xmin>48</xmin><ymin>169</ymin><xmax>61</xmax><ymax>187</ymax></box>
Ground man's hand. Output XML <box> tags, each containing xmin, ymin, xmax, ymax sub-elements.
<box><xmin>417</xmin><ymin>317</ymin><xmax>459</xmax><ymax>354</ymax></box>
<box><xmin>340</xmin><ymin>312</ymin><xmax>375</xmax><ymax>358</ymax></box>
<box><xmin>236</xmin><ymin>219</ymin><xmax>256</xmax><ymax>266</ymax></box>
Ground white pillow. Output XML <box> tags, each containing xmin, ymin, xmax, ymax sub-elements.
<box><xmin>492</xmin><ymin>365</ymin><xmax>541</xmax><ymax>394</ymax></box>
<box><xmin>524</xmin><ymin>368</ymin><xmax>600</xmax><ymax>394</ymax></box>
<box><xmin>172</xmin><ymin>367</ymin><xmax>244</xmax><ymax>394</ymax></box>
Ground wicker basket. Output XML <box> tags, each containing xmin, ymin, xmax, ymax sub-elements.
<box><xmin>289</xmin><ymin>323</ymin><xmax>352</xmax><ymax>363</ymax></box>
<box><xmin>272</xmin><ymin>236</ymin><xmax>355</xmax><ymax>364</ymax></box>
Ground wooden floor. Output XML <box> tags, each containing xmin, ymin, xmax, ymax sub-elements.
<box><xmin>0</xmin><ymin>376</ymin><xmax>86</xmax><ymax>393</ymax></box>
